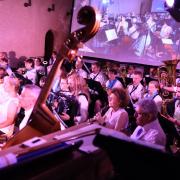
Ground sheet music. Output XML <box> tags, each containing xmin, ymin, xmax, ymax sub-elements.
<box><xmin>105</xmin><ymin>29</ymin><xmax>118</xmax><ymax>42</ymax></box>
<box><xmin>162</xmin><ymin>38</ymin><xmax>173</xmax><ymax>45</ymax></box>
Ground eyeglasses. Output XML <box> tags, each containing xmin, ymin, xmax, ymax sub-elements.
<box><xmin>134</xmin><ymin>111</ymin><xmax>145</xmax><ymax>117</ymax></box>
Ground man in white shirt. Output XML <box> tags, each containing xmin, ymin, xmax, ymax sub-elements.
<box><xmin>106</xmin><ymin>68</ymin><xmax>123</xmax><ymax>92</ymax></box>
<box><xmin>18</xmin><ymin>84</ymin><xmax>41</xmax><ymax>130</ymax></box>
<box><xmin>89</xmin><ymin>62</ymin><xmax>107</xmax><ymax>87</ymax></box>
<box><xmin>89</xmin><ymin>62</ymin><xmax>107</xmax><ymax>115</ymax></box>
<box><xmin>160</xmin><ymin>20</ymin><xmax>173</xmax><ymax>39</ymax></box>
<box><xmin>144</xmin><ymin>80</ymin><xmax>162</xmax><ymax>112</ymax></box>
<box><xmin>23</xmin><ymin>58</ymin><xmax>37</xmax><ymax>84</ymax></box>
<box><xmin>130</xmin><ymin>98</ymin><xmax>166</xmax><ymax>147</ymax></box>
<box><xmin>128</xmin><ymin>71</ymin><xmax>144</xmax><ymax>107</ymax></box>
<box><xmin>75</xmin><ymin>56</ymin><xmax>88</xmax><ymax>79</ymax></box>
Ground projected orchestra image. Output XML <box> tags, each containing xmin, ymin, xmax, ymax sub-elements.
<box><xmin>94</xmin><ymin>12</ymin><xmax>179</xmax><ymax>60</ymax></box>
<box><xmin>0</xmin><ymin>1</ymin><xmax>180</xmax><ymax>179</ymax></box>
<box><xmin>72</xmin><ymin>0</ymin><xmax>180</xmax><ymax>65</ymax></box>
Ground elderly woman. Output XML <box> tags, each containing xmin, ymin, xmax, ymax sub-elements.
<box><xmin>0</xmin><ymin>76</ymin><xmax>20</xmax><ymax>137</ymax></box>
<box><xmin>94</xmin><ymin>88</ymin><xmax>129</xmax><ymax>131</ymax></box>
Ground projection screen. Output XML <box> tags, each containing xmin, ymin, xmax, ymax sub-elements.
<box><xmin>71</xmin><ymin>0</ymin><xmax>180</xmax><ymax>67</ymax></box>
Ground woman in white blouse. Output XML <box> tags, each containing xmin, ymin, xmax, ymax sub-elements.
<box><xmin>0</xmin><ymin>76</ymin><xmax>20</xmax><ymax>137</ymax></box>
<box><xmin>94</xmin><ymin>88</ymin><xmax>129</xmax><ymax>131</ymax></box>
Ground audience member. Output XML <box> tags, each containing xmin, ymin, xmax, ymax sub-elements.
<box><xmin>166</xmin><ymin>83</ymin><xmax>180</xmax><ymax>134</ymax></box>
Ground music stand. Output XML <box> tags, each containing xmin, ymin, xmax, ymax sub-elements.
<box><xmin>105</xmin><ymin>29</ymin><xmax>118</xmax><ymax>42</ymax></box>
<box><xmin>85</xmin><ymin>78</ymin><xmax>104</xmax><ymax>92</ymax></box>
<box><xmin>144</xmin><ymin>76</ymin><xmax>158</xmax><ymax>85</ymax></box>
<box><xmin>85</xmin><ymin>78</ymin><xmax>108</xmax><ymax>117</ymax></box>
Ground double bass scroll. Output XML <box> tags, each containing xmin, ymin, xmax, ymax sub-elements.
<box><xmin>3</xmin><ymin>6</ymin><xmax>101</xmax><ymax>149</ymax></box>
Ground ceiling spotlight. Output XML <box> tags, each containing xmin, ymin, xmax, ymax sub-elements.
<box><xmin>24</xmin><ymin>0</ymin><xmax>31</xmax><ymax>7</ymax></box>
<box><xmin>165</xmin><ymin>0</ymin><xmax>180</xmax><ymax>22</ymax></box>
<box><xmin>165</xmin><ymin>0</ymin><xmax>175</xmax><ymax>8</ymax></box>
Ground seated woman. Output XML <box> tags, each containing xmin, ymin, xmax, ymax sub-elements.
<box><xmin>67</xmin><ymin>72</ymin><xmax>90</xmax><ymax>124</ymax></box>
<box><xmin>0</xmin><ymin>76</ymin><xmax>20</xmax><ymax>138</ymax></box>
<box><xmin>53</xmin><ymin>72</ymin><xmax>90</xmax><ymax>128</ymax></box>
<box><xmin>94</xmin><ymin>88</ymin><xmax>129</xmax><ymax>131</ymax></box>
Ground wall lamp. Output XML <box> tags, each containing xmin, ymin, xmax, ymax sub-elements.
<box><xmin>48</xmin><ymin>4</ymin><xmax>55</xmax><ymax>12</ymax></box>
<box><xmin>24</xmin><ymin>0</ymin><xmax>32</xmax><ymax>7</ymax></box>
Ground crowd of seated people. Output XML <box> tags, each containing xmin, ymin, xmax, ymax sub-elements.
<box><xmin>0</xmin><ymin>51</ymin><xmax>179</xmax><ymax>153</ymax></box>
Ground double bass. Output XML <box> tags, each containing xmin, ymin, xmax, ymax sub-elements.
<box><xmin>3</xmin><ymin>6</ymin><xmax>100</xmax><ymax>148</ymax></box>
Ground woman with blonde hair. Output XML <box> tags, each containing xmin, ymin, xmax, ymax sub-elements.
<box><xmin>67</xmin><ymin>72</ymin><xmax>90</xmax><ymax>124</ymax></box>
<box><xmin>0</xmin><ymin>76</ymin><xmax>20</xmax><ymax>137</ymax></box>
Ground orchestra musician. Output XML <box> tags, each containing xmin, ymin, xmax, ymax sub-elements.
<box><xmin>166</xmin><ymin>83</ymin><xmax>180</xmax><ymax>133</ymax></box>
<box><xmin>127</xmin><ymin>70</ymin><xmax>144</xmax><ymax>107</ymax></box>
<box><xmin>144</xmin><ymin>80</ymin><xmax>162</xmax><ymax>112</ymax></box>
<box><xmin>0</xmin><ymin>76</ymin><xmax>20</xmax><ymax>138</ymax></box>
<box><xmin>160</xmin><ymin>20</ymin><xmax>173</xmax><ymax>39</ymax></box>
<box><xmin>0</xmin><ymin>67</ymin><xmax>6</xmax><ymax>84</ymax></box>
<box><xmin>130</xmin><ymin>98</ymin><xmax>166</xmax><ymax>147</ymax></box>
<box><xmin>93</xmin><ymin>88</ymin><xmax>129</xmax><ymax>132</ymax></box>
<box><xmin>65</xmin><ymin>72</ymin><xmax>90</xmax><ymax>125</ymax></box>
<box><xmin>75</xmin><ymin>56</ymin><xmax>88</xmax><ymax>79</ymax></box>
<box><xmin>116</xmin><ymin>15</ymin><xmax>129</xmax><ymax>38</ymax></box>
<box><xmin>17</xmin><ymin>58</ymin><xmax>37</xmax><ymax>84</ymax></box>
<box><xmin>89</xmin><ymin>61</ymin><xmax>107</xmax><ymax>115</ymax></box>
<box><xmin>106</xmin><ymin>68</ymin><xmax>123</xmax><ymax>94</ymax></box>
<box><xmin>0</xmin><ymin>57</ymin><xmax>13</xmax><ymax>77</ymax></box>
<box><xmin>131</xmin><ymin>23</ymin><xmax>151</xmax><ymax>57</ymax></box>
<box><xmin>16</xmin><ymin>84</ymin><xmax>41</xmax><ymax>131</ymax></box>
<box><xmin>128</xmin><ymin>17</ymin><xmax>140</xmax><ymax>41</ymax></box>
